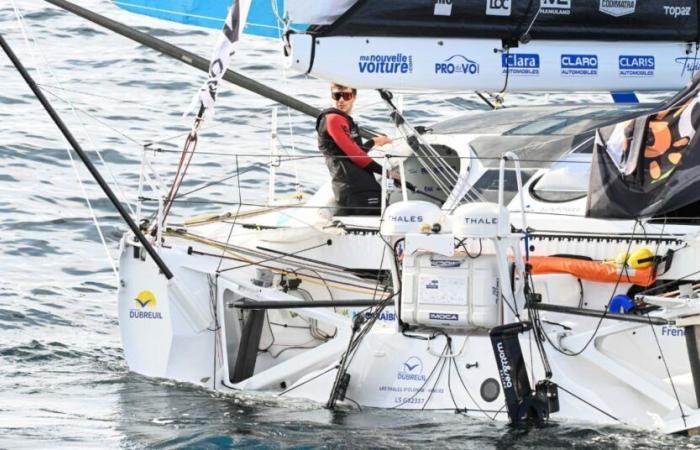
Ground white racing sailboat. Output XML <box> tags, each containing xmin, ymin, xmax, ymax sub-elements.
<box><xmin>8</xmin><ymin>0</ymin><xmax>700</xmax><ymax>435</ymax></box>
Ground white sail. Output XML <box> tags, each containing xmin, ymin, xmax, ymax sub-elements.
<box><xmin>286</xmin><ymin>0</ymin><xmax>358</xmax><ymax>24</ymax></box>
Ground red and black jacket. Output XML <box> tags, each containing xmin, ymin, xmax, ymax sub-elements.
<box><xmin>316</xmin><ymin>108</ymin><xmax>383</xmax><ymax>199</ymax></box>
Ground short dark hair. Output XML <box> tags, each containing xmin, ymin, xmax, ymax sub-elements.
<box><xmin>331</xmin><ymin>82</ymin><xmax>357</xmax><ymax>96</ymax></box>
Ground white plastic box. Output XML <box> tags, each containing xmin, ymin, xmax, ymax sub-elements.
<box><xmin>400</xmin><ymin>253</ymin><xmax>500</xmax><ymax>330</ymax></box>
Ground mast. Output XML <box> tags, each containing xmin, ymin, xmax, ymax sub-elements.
<box><xmin>0</xmin><ymin>33</ymin><xmax>174</xmax><ymax>280</ymax></box>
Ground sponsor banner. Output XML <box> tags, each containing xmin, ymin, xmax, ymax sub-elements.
<box><xmin>561</xmin><ymin>54</ymin><xmax>598</xmax><ymax>76</ymax></box>
<box><xmin>358</xmin><ymin>53</ymin><xmax>413</xmax><ymax>74</ymax></box>
<box><xmin>486</xmin><ymin>0</ymin><xmax>511</xmax><ymax>16</ymax></box>
<box><xmin>541</xmin><ymin>0</ymin><xmax>571</xmax><ymax>15</ymax></box>
<box><xmin>429</xmin><ymin>312</ymin><xmax>459</xmax><ymax>321</ymax></box>
<box><xmin>676</xmin><ymin>56</ymin><xmax>700</xmax><ymax>77</ymax></box>
<box><xmin>663</xmin><ymin>5</ymin><xmax>691</xmax><ymax>18</ymax></box>
<box><xmin>619</xmin><ymin>55</ymin><xmax>655</xmax><ymax>77</ymax></box>
<box><xmin>599</xmin><ymin>0</ymin><xmax>636</xmax><ymax>17</ymax></box>
<box><xmin>130</xmin><ymin>290</ymin><xmax>164</xmax><ymax>320</ymax></box>
<box><xmin>434</xmin><ymin>0</ymin><xmax>453</xmax><ymax>16</ymax></box>
<box><xmin>661</xmin><ymin>325</ymin><xmax>686</xmax><ymax>337</ymax></box>
<box><xmin>434</xmin><ymin>55</ymin><xmax>479</xmax><ymax>75</ymax></box>
<box><xmin>501</xmin><ymin>53</ymin><xmax>540</xmax><ymax>76</ymax></box>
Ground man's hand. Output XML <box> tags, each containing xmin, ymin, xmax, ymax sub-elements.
<box><xmin>387</xmin><ymin>170</ymin><xmax>401</xmax><ymax>182</ymax></box>
<box><xmin>373</xmin><ymin>135</ymin><xmax>393</xmax><ymax>147</ymax></box>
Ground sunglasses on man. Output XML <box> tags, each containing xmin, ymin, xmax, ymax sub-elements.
<box><xmin>332</xmin><ymin>91</ymin><xmax>354</xmax><ymax>101</ymax></box>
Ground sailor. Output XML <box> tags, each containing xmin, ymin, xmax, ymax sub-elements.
<box><xmin>316</xmin><ymin>83</ymin><xmax>400</xmax><ymax>216</ymax></box>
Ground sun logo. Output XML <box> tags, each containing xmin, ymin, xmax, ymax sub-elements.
<box><xmin>134</xmin><ymin>290</ymin><xmax>157</xmax><ymax>309</ymax></box>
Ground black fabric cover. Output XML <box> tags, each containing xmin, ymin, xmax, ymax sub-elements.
<box><xmin>317</xmin><ymin>0</ymin><xmax>698</xmax><ymax>41</ymax></box>
<box><xmin>586</xmin><ymin>74</ymin><xmax>700</xmax><ymax>219</ymax></box>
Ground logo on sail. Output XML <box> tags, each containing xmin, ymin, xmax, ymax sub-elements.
<box><xmin>435</xmin><ymin>55</ymin><xmax>480</xmax><ymax>75</ymax></box>
<box><xmin>501</xmin><ymin>53</ymin><xmax>540</xmax><ymax>76</ymax></box>
<box><xmin>561</xmin><ymin>54</ymin><xmax>598</xmax><ymax>76</ymax></box>
<box><xmin>618</xmin><ymin>55</ymin><xmax>655</xmax><ymax>77</ymax></box>
<box><xmin>398</xmin><ymin>357</ymin><xmax>426</xmax><ymax>381</ymax></box>
<box><xmin>664</xmin><ymin>5</ymin><xmax>692</xmax><ymax>18</ymax></box>
<box><xmin>599</xmin><ymin>0</ymin><xmax>636</xmax><ymax>17</ymax></box>
<box><xmin>486</xmin><ymin>0</ymin><xmax>511</xmax><ymax>16</ymax></box>
<box><xmin>675</xmin><ymin>57</ymin><xmax>700</xmax><ymax>77</ymax></box>
<box><xmin>434</xmin><ymin>0</ymin><xmax>453</xmax><ymax>16</ymax></box>
<box><xmin>541</xmin><ymin>0</ymin><xmax>571</xmax><ymax>15</ymax></box>
<box><xmin>130</xmin><ymin>289</ymin><xmax>163</xmax><ymax>320</ymax></box>
<box><xmin>358</xmin><ymin>53</ymin><xmax>413</xmax><ymax>74</ymax></box>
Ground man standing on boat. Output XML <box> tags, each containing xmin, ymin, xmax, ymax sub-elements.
<box><xmin>316</xmin><ymin>83</ymin><xmax>399</xmax><ymax>216</ymax></box>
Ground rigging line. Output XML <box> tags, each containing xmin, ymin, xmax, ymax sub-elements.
<box><xmin>38</xmin><ymin>85</ymin><xmax>143</xmax><ymax>146</ymax></box>
<box><xmin>42</xmin><ymin>0</ymin><xmax>384</xmax><ymax>139</ymax></box>
<box><xmin>40</xmin><ymin>84</ymin><xmax>290</xmax><ymax>159</ymax></box>
<box><xmin>538</xmin><ymin>220</ymin><xmax>642</xmax><ymax>357</ymax></box>
<box><xmin>146</xmin><ymin>120</ymin><xmax>305</xmax><ymax>155</ymax></box>
<box><xmin>332</xmin><ymin>293</ymin><xmax>397</xmax><ymax>397</ymax></box>
<box><xmin>520</xmin><ymin>0</ymin><xmax>543</xmax><ymax>41</ymax></box>
<box><xmin>379</xmin><ymin>91</ymin><xmax>460</xmax><ymax>198</ymax></box>
<box><xmin>217</xmin><ymin>240</ymin><xmax>332</xmax><ymax>273</ymax></box>
<box><xmin>182</xmin><ymin>238</ymin><xmax>388</xmax><ymax>293</ymax></box>
<box><xmin>0</xmin><ymin>31</ymin><xmax>173</xmax><ymax>280</ymax></box>
<box><xmin>556</xmin><ymin>384</ymin><xmax>621</xmax><ymax>423</ymax></box>
<box><xmin>646</xmin><ymin>312</ymin><xmax>688</xmax><ymax>428</ymax></box>
<box><xmin>9</xmin><ymin>4</ymin><xmax>118</xmax><ymax>278</ymax></box>
<box><xmin>449</xmin><ymin>347</ymin><xmax>497</xmax><ymax>421</ymax></box>
<box><xmin>161</xmin><ymin>106</ymin><xmax>205</xmax><ymax>223</ymax></box>
<box><xmin>115</xmin><ymin>150</ymin><xmax>596</xmax><ymax>164</ymax></box>
<box><xmin>446</xmin><ymin>352</ymin><xmax>463</xmax><ymax>413</ymax></box>
<box><xmin>35</xmin><ymin>82</ymin><xmax>182</xmax><ymax>115</ymax></box>
<box><xmin>146</xmin><ymin>147</ymin><xmax>318</xmax><ymax>162</ymax></box>
<box><xmin>390</xmin><ymin>341</ymin><xmax>449</xmax><ymax>410</ymax></box>
<box><xmin>422</xmin><ymin>352</ymin><xmax>449</xmax><ymax>411</ymax></box>
<box><xmin>10</xmin><ymin>7</ymin><xmax>137</xmax><ymax>219</ymax></box>
<box><xmin>216</xmin><ymin>155</ymin><xmax>244</xmax><ymax>273</ymax></box>
<box><xmin>278</xmin><ymin>365</ymin><xmax>339</xmax><ymax>397</ymax></box>
<box><xmin>174</xmin><ymin>163</ymin><xmax>264</xmax><ymax>199</ymax></box>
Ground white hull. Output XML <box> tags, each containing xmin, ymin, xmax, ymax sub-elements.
<box><xmin>117</xmin><ymin>104</ymin><xmax>700</xmax><ymax>434</ymax></box>
<box><xmin>117</xmin><ymin>206</ymin><xmax>700</xmax><ymax>433</ymax></box>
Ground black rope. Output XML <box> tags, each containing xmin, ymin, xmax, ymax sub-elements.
<box><xmin>556</xmin><ymin>384</ymin><xmax>621</xmax><ymax>423</ymax></box>
<box><xmin>646</xmin><ymin>313</ymin><xmax>688</xmax><ymax>428</ymax></box>
<box><xmin>536</xmin><ymin>220</ymin><xmax>642</xmax><ymax>357</ymax></box>
<box><xmin>278</xmin><ymin>365</ymin><xmax>339</xmax><ymax>397</ymax></box>
<box><xmin>449</xmin><ymin>344</ymin><xmax>496</xmax><ymax>420</ymax></box>
<box><xmin>217</xmin><ymin>240</ymin><xmax>331</xmax><ymax>273</ymax></box>
<box><xmin>390</xmin><ymin>340</ymin><xmax>449</xmax><ymax>410</ymax></box>
<box><xmin>215</xmin><ymin>155</ymin><xmax>243</xmax><ymax>273</ymax></box>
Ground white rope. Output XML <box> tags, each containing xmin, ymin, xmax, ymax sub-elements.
<box><xmin>11</xmin><ymin>2</ymin><xmax>120</xmax><ymax>278</ymax></box>
<box><xmin>268</xmin><ymin>1</ymin><xmax>302</xmax><ymax>197</ymax></box>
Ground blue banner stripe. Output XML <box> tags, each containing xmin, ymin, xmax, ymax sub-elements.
<box><xmin>113</xmin><ymin>0</ymin><xmax>305</xmax><ymax>38</ymax></box>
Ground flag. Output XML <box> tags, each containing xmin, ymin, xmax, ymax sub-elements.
<box><xmin>187</xmin><ymin>0</ymin><xmax>252</xmax><ymax>115</ymax></box>
<box><xmin>586</xmin><ymin>74</ymin><xmax>700</xmax><ymax>219</ymax></box>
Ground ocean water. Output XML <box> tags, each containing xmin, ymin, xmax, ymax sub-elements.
<box><xmin>1</xmin><ymin>1</ymin><xmax>699</xmax><ymax>448</ymax></box>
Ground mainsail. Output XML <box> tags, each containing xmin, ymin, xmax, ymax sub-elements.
<box><xmin>112</xmin><ymin>0</ymin><xmax>287</xmax><ymax>37</ymax></box>
<box><xmin>586</xmin><ymin>73</ymin><xmax>700</xmax><ymax>219</ymax></box>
